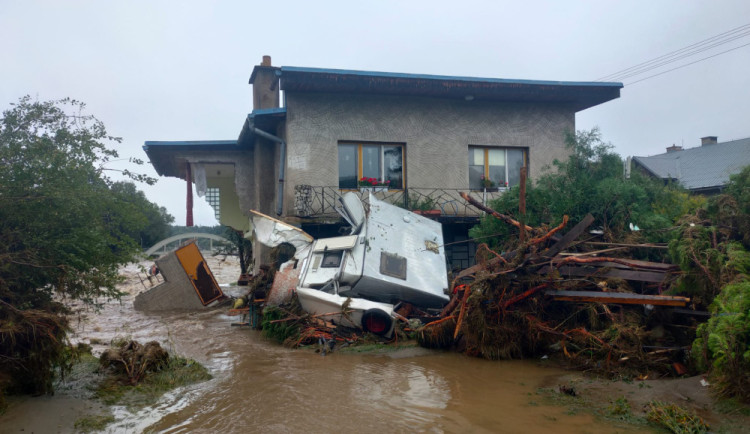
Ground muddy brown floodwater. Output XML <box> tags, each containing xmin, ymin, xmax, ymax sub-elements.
<box><xmin>0</xmin><ymin>257</ymin><xmax>640</xmax><ymax>433</ymax></box>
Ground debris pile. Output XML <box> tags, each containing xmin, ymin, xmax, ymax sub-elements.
<box><xmin>418</xmin><ymin>193</ymin><xmax>696</xmax><ymax>376</ymax></box>
<box><xmin>232</xmin><ymin>192</ymin><xmax>703</xmax><ymax>377</ymax></box>
<box><xmin>99</xmin><ymin>340</ymin><xmax>169</xmax><ymax>385</ymax></box>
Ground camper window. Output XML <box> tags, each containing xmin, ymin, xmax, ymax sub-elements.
<box><xmin>321</xmin><ymin>251</ymin><xmax>343</xmax><ymax>268</ymax></box>
<box><xmin>380</xmin><ymin>252</ymin><xmax>407</xmax><ymax>280</ymax></box>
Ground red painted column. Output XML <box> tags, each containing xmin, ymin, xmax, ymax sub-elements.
<box><xmin>186</xmin><ymin>162</ymin><xmax>194</xmax><ymax>227</ymax></box>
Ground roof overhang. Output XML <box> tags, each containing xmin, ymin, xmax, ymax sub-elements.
<box><xmin>238</xmin><ymin>107</ymin><xmax>287</xmax><ymax>147</ymax></box>
<box><xmin>143</xmin><ymin>140</ymin><xmax>240</xmax><ymax>179</ymax></box>
<box><xmin>278</xmin><ymin>67</ymin><xmax>622</xmax><ymax>111</ymax></box>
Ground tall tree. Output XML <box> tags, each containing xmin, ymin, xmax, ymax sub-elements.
<box><xmin>110</xmin><ymin>181</ymin><xmax>175</xmax><ymax>248</ymax></box>
<box><xmin>0</xmin><ymin>96</ymin><xmax>155</xmax><ymax>398</ymax></box>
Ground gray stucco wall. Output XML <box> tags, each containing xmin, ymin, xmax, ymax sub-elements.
<box><xmin>252</xmin><ymin>137</ymin><xmax>278</xmax><ymax>216</ymax></box>
<box><xmin>281</xmin><ymin>93</ymin><xmax>574</xmax><ymax>215</ymax></box>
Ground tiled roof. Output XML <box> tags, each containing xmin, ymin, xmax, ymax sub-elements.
<box><xmin>633</xmin><ymin>137</ymin><xmax>750</xmax><ymax>190</ymax></box>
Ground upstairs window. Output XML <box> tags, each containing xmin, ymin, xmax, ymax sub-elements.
<box><xmin>338</xmin><ymin>142</ymin><xmax>403</xmax><ymax>189</ymax></box>
<box><xmin>469</xmin><ymin>147</ymin><xmax>527</xmax><ymax>190</ymax></box>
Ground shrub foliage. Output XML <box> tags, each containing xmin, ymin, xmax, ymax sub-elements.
<box><xmin>469</xmin><ymin>128</ymin><xmax>701</xmax><ymax>248</ymax></box>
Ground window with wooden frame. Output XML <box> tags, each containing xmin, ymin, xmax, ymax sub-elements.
<box><xmin>338</xmin><ymin>142</ymin><xmax>404</xmax><ymax>189</ymax></box>
<box><xmin>468</xmin><ymin>146</ymin><xmax>527</xmax><ymax>190</ymax></box>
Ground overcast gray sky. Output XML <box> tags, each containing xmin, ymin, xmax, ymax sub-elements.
<box><xmin>3</xmin><ymin>0</ymin><xmax>749</xmax><ymax>226</ymax></box>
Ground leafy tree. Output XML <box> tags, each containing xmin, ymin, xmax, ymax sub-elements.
<box><xmin>469</xmin><ymin>128</ymin><xmax>702</xmax><ymax>249</ymax></box>
<box><xmin>110</xmin><ymin>181</ymin><xmax>174</xmax><ymax>248</ymax></box>
<box><xmin>0</xmin><ymin>96</ymin><xmax>155</xmax><ymax>399</ymax></box>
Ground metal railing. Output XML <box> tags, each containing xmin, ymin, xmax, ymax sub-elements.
<box><xmin>293</xmin><ymin>185</ymin><xmax>507</xmax><ymax>219</ymax></box>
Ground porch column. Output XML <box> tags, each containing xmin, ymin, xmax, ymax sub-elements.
<box><xmin>186</xmin><ymin>162</ymin><xmax>194</xmax><ymax>227</ymax></box>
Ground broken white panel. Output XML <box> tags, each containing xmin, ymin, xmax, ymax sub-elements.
<box><xmin>193</xmin><ymin>163</ymin><xmax>207</xmax><ymax>197</ymax></box>
<box><xmin>337</xmin><ymin>192</ymin><xmax>366</xmax><ymax>234</ymax></box>
<box><xmin>312</xmin><ymin>235</ymin><xmax>358</xmax><ymax>252</ymax></box>
<box><xmin>248</xmin><ymin>210</ymin><xmax>313</xmax><ymax>254</ymax></box>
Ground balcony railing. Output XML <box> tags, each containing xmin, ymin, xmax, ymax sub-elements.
<box><xmin>293</xmin><ymin>185</ymin><xmax>507</xmax><ymax>219</ymax></box>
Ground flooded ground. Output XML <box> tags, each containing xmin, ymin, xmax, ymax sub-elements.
<box><xmin>0</xmin><ymin>256</ymin><xmax>665</xmax><ymax>433</ymax></box>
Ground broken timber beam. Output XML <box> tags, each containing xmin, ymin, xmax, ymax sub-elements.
<box><xmin>584</xmin><ymin>241</ymin><xmax>668</xmax><ymax>249</ymax></box>
<box><xmin>545</xmin><ymin>290</ymin><xmax>690</xmax><ymax>307</ymax></box>
<box><xmin>541</xmin><ymin>214</ymin><xmax>595</xmax><ymax>258</ymax></box>
<box><xmin>459</xmin><ymin>191</ymin><xmax>533</xmax><ymax>232</ymax></box>
<box><xmin>585</xmin><ymin>258</ymin><xmax>677</xmax><ymax>271</ymax></box>
<box><xmin>540</xmin><ymin>265</ymin><xmax>669</xmax><ymax>283</ymax></box>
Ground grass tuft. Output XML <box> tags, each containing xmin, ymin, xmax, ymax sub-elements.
<box><xmin>645</xmin><ymin>400</ymin><xmax>709</xmax><ymax>434</ymax></box>
<box><xmin>95</xmin><ymin>355</ymin><xmax>211</xmax><ymax>406</ymax></box>
<box><xmin>74</xmin><ymin>414</ymin><xmax>115</xmax><ymax>433</ymax></box>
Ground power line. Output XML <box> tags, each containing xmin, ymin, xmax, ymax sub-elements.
<box><xmin>625</xmin><ymin>41</ymin><xmax>750</xmax><ymax>86</ymax></box>
<box><xmin>597</xmin><ymin>23</ymin><xmax>750</xmax><ymax>81</ymax></box>
<box><xmin>596</xmin><ymin>22</ymin><xmax>750</xmax><ymax>82</ymax></box>
<box><xmin>609</xmin><ymin>30</ymin><xmax>750</xmax><ymax>82</ymax></box>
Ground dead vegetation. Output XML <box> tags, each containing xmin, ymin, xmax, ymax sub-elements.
<box><xmin>0</xmin><ymin>299</ymin><xmax>71</xmax><ymax>408</ymax></box>
<box><xmin>99</xmin><ymin>340</ymin><xmax>169</xmax><ymax>385</ymax></box>
<box><xmin>96</xmin><ymin>339</ymin><xmax>211</xmax><ymax>406</ymax></box>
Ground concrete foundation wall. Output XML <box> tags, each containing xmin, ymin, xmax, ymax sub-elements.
<box><xmin>281</xmin><ymin>92</ymin><xmax>575</xmax><ymax>215</ymax></box>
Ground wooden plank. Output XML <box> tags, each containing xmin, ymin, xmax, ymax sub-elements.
<box><xmin>670</xmin><ymin>308</ymin><xmax>711</xmax><ymax>317</ymax></box>
<box><xmin>542</xmin><ymin>214</ymin><xmax>595</xmax><ymax>258</ymax></box>
<box><xmin>558</xmin><ymin>247</ymin><xmax>629</xmax><ymax>257</ymax></box>
<box><xmin>554</xmin><ymin>254</ymin><xmax>677</xmax><ymax>271</ymax></box>
<box><xmin>545</xmin><ymin>290</ymin><xmax>690</xmax><ymax>306</ymax></box>
<box><xmin>541</xmin><ymin>265</ymin><xmax>668</xmax><ymax>283</ymax></box>
<box><xmin>592</xmin><ymin>260</ymin><xmax>677</xmax><ymax>271</ymax></box>
<box><xmin>228</xmin><ymin>308</ymin><xmax>250</xmax><ymax>316</ymax></box>
<box><xmin>584</xmin><ymin>241</ymin><xmax>668</xmax><ymax>249</ymax></box>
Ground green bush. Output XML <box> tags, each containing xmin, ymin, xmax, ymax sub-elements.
<box><xmin>469</xmin><ymin>128</ymin><xmax>696</xmax><ymax>249</ymax></box>
<box><xmin>261</xmin><ymin>306</ymin><xmax>301</xmax><ymax>344</ymax></box>
<box><xmin>693</xmin><ymin>280</ymin><xmax>750</xmax><ymax>400</ymax></box>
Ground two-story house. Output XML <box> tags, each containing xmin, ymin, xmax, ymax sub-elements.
<box><xmin>144</xmin><ymin>56</ymin><xmax>622</xmax><ymax>271</ymax></box>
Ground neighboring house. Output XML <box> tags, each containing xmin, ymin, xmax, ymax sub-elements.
<box><xmin>632</xmin><ymin>136</ymin><xmax>750</xmax><ymax>194</ymax></box>
<box><xmin>144</xmin><ymin>56</ymin><xmax>621</xmax><ymax>270</ymax></box>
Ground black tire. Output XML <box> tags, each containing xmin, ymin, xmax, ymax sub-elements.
<box><xmin>361</xmin><ymin>309</ymin><xmax>392</xmax><ymax>336</ymax></box>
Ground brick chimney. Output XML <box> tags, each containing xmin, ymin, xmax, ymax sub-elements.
<box><xmin>701</xmin><ymin>136</ymin><xmax>718</xmax><ymax>146</ymax></box>
<box><xmin>666</xmin><ymin>144</ymin><xmax>682</xmax><ymax>153</ymax></box>
<box><xmin>249</xmin><ymin>55</ymin><xmax>280</xmax><ymax>110</ymax></box>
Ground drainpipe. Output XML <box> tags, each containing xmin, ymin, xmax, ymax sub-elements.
<box><xmin>252</xmin><ymin>127</ymin><xmax>286</xmax><ymax>216</ymax></box>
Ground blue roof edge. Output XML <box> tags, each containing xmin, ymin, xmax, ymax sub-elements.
<box><xmin>143</xmin><ymin>140</ymin><xmax>238</xmax><ymax>151</ymax></box>
<box><xmin>279</xmin><ymin>66</ymin><xmax>623</xmax><ymax>89</ymax></box>
<box><xmin>249</xmin><ymin>107</ymin><xmax>287</xmax><ymax>118</ymax></box>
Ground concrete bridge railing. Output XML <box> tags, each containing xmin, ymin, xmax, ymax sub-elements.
<box><xmin>144</xmin><ymin>232</ymin><xmax>235</xmax><ymax>257</ymax></box>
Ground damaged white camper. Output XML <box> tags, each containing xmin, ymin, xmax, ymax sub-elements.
<box><xmin>250</xmin><ymin>193</ymin><xmax>449</xmax><ymax>337</ymax></box>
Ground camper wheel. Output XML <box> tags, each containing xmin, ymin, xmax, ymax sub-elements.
<box><xmin>361</xmin><ymin>309</ymin><xmax>392</xmax><ymax>336</ymax></box>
